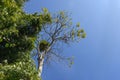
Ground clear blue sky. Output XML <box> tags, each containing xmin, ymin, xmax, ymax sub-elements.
<box><xmin>24</xmin><ymin>0</ymin><xmax>120</xmax><ymax>80</ymax></box>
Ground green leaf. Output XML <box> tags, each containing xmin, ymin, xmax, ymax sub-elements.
<box><xmin>5</xmin><ymin>43</ymin><xmax>9</xmax><ymax>47</ymax></box>
<box><xmin>76</xmin><ymin>23</ymin><xmax>80</xmax><ymax>27</ymax></box>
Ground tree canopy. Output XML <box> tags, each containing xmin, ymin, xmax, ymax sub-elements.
<box><xmin>33</xmin><ymin>11</ymin><xmax>86</xmax><ymax>76</ymax></box>
<box><xmin>0</xmin><ymin>0</ymin><xmax>51</xmax><ymax>80</ymax></box>
<box><xmin>0</xmin><ymin>0</ymin><xmax>51</xmax><ymax>63</ymax></box>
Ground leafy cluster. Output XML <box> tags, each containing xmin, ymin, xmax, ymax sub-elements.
<box><xmin>39</xmin><ymin>40</ymin><xmax>50</xmax><ymax>52</ymax></box>
<box><xmin>0</xmin><ymin>56</ymin><xmax>40</xmax><ymax>80</ymax></box>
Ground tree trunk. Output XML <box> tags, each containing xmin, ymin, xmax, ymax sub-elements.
<box><xmin>37</xmin><ymin>47</ymin><xmax>51</xmax><ymax>77</ymax></box>
<box><xmin>38</xmin><ymin>53</ymin><xmax>44</xmax><ymax>77</ymax></box>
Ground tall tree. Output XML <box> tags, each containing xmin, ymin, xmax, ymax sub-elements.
<box><xmin>33</xmin><ymin>11</ymin><xmax>86</xmax><ymax>76</ymax></box>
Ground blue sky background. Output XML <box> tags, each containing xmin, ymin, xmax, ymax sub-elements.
<box><xmin>24</xmin><ymin>0</ymin><xmax>120</xmax><ymax>80</ymax></box>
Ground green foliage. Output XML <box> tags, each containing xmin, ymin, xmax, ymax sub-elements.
<box><xmin>0</xmin><ymin>0</ymin><xmax>51</xmax><ymax>79</ymax></box>
<box><xmin>76</xmin><ymin>23</ymin><xmax>80</xmax><ymax>27</ymax></box>
<box><xmin>0</xmin><ymin>0</ymin><xmax>51</xmax><ymax>63</ymax></box>
<box><xmin>39</xmin><ymin>40</ymin><xmax>50</xmax><ymax>52</ymax></box>
<box><xmin>0</xmin><ymin>57</ymin><xmax>41</xmax><ymax>80</ymax></box>
<box><xmin>14</xmin><ymin>0</ymin><xmax>29</xmax><ymax>6</ymax></box>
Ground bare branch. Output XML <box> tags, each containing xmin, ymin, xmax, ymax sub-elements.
<box><xmin>34</xmin><ymin>11</ymin><xmax>85</xmax><ymax>69</ymax></box>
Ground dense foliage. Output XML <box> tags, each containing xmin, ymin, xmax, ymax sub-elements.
<box><xmin>0</xmin><ymin>0</ymin><xmax>51</xmax><ymax>63</ymax></box>
<box><xmin>0</xmin><ymin>0</ymin><xmax>51</xmax><ymax>80</ymax></box>
<box><xmin>0</xmin><ymin>55</ymin><xmax>40</xmax><ymax>80</ymax></box>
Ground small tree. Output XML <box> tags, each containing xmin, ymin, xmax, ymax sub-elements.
<box><xmin>33</xmin><ymin>11</ymin><xmax>86</xmax><ymax>76</ymax></box>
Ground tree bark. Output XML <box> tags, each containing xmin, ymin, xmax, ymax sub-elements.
<box><xmin>37</xmin><ymin>47</ymin><xmax>51</xmax><ymax>77</ymax></box>
<box><xmin>38</xmin><ymin>52</ymin><xmax>44</xmax><ymax>77</ymax></box>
